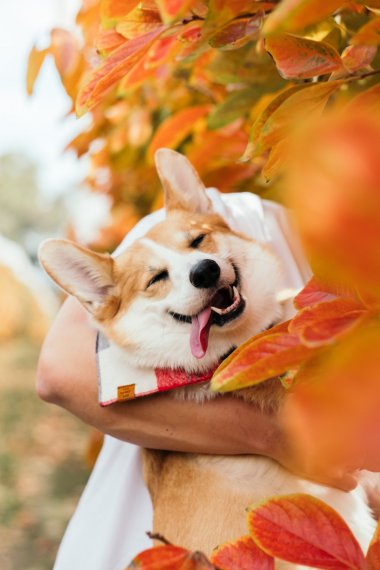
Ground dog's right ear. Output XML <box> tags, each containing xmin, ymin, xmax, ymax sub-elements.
<box><xmin>38</xmin><ymin>239</ymin><xmax>116</xmax><ymax>317</ymax></box>
<box><xmin>154</xmin><ymin>148</ymin><xmax>212</xmax><ymax>214</ymax></box>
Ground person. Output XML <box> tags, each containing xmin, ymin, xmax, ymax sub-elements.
<box><xmin>36</xmin><ymin>189</ymin><xmax>357</xmax><ymax>570</ymax></box>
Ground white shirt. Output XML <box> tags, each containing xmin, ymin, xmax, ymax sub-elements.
<box><xmin>53</xmin><ymin>191</ymin><xmax>310</xmax><ymax>570</ymax></box>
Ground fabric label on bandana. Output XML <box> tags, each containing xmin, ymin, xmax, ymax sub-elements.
<box><xmin>96</xmin><ymin>332</ymin><xmax>217</xmax><ymax>406</ymax></box>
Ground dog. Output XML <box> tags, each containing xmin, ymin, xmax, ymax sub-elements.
<box><xmin>39</xmin><ymin>149</ymin><xmax>376</xmax><ymax>564</ymax></box>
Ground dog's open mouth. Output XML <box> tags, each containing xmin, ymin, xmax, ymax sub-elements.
<box><xmin>169</xmin><ymin>285</ymin><xmax>246</xmax><ymax>359</ymax></box>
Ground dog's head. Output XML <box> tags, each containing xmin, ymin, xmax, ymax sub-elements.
<box><xmin>39</xmin><ymin>149</ymin><xmax>284</xmax><ymax>372</ymax></box>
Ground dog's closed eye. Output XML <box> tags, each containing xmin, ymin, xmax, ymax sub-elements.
<box><xmin>189</xmin><ymin>234</ymin><xmax>206</xmax><ymax>249</ymax></box>
<box><xmin>146</xmin><ymin>269</ymin><xmax>169</xmax><ymax>289</ymax></box>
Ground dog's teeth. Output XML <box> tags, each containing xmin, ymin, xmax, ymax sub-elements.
<box><xmin>232</xmin><ymin>286</ymin><xmax>239</xmax><ymax>301</ymax></box>
<box><xmin>211</xmin><ymin>306</ymin><xmax>223</xmax><ymax>314</ymax></box>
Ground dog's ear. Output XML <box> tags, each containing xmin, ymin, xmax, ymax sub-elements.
<box><xmin>38</xmin><ymin>239</ymin><xmax>116</xmax><ymax>316</ymax></box>
<box><xmin>154</xmin><ymin>148</ymin><xmax>212</xmax><ymax>214</ymax></box>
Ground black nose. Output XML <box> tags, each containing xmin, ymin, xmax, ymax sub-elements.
<box><xmin>189</xmin><ymin>259</ymin><xmax>221</xmax><ymax>289</ymax></box>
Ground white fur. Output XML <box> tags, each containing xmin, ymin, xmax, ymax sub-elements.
<box><xmin>113</xmin><ymin>234</ymin><xmax>283</xmax><ymax>373</ymax></box>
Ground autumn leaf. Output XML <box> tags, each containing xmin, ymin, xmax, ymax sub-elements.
<box><xmin>26</xmin><ymin>46</ymin><xmax>48</xmax><ymax>95</ymax></box>
<box><xmin>262</xmin><ymin>0</ymin><xmax>345</xmax><ymax>35</ymax></box>
<box><xmin>367</xmin><ymin>519</ymin><xmax>380</xmax><ymax>570</ymax></box>
<box><xmin>248</xmin><ymin>494</ymin><xmax>367</xmax><ymax>569</ymax></box>
<box><xmin>96</xmin><ymin>29</ymin><xmax>127</xmax><ymax>55</ymax></box>
<box><xmin>244</xmin><ymin>81</ymin><xmax>342</xmax><ymax>160</ymax></box>
<box><xmin>156</xmin><ymin>0</ymin><xmax>197</xmax><ymax>23</ymax></box>
<box><xmin>116</xmin><ymin>7</ymin><xmax>163</xmax><ymax>39</ymax></box>
<box><xmin>211</xmin><ymin>327</ymin><xmax>318</xmax><ymax>393</ymax></box>
<box><xmin>209</xmin><ymin>15</ymin><xmax>262</xmax><ymax>50</ymax></box>
<box><xmin>125</xmin><ymin>544</ymin><xmax>217</xmax><ymax>569</ymax></box>
<box><xmin>285</xmin><ymin>114</ymin><xmax>380</xmax><ymax>299</ymax></box>
<box><xmin>284</xmin><ymin>320</ymin><xmax>380</xmax><ymax>477</ymax></box>
<box><xmin>351</xmin><ymin>17</ymin><xmax>380</xmax><ymax>45</ymax></box>
<box><xmin>76</xmin><ymin>27</ymin><xmax>164</xmax><ymax>116</ymax></box>
<box><xmin>208</xmin><ymin>87</ymin><xmax>263</xmax><ymax>130</ymax></box>
<box><xmin>346</xmin><ymin>83</ymin><xmax>380</xmax><ymax>114</ymax></box>
<box><xmin>288</xmin><ymin>297</ymin><xmax>368</xmax><ymax>347</ymax></box>
<box><xmin>147</xmin><ymin>105</ymin><xmax>212</xmax><ymax>159</ymax></box>
<box><xmin>293</xmin><ymin>277</ymin><xmax>358</xmax><ymax>310</ymax></box>
<box><xmin>265</xmin><ymin>33</ymin><xmax>343</xmax><ymax>79</ymax></box>
<box><xmin>100</xmin><ymin>0</ymin><xmax>140</xmax><ymax>28</ymax></box>
<box><xmin>340</xmin><ymin>44</ymin><xmax>377</xmax><ymax>73</ymax></box>
<box><xmin>211</xmin><ymin>535</ymin><xmax>274</xmax><ymax>570</ymax></box>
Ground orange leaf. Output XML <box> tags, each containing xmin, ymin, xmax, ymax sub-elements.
<box><xmin>248</xmin><ymin>494</ymin><xmax>367</xmax><ymax>569</ymax></box>
<box><xmin>26</xmin><ymin>46</ymin><xmax>48</xmax><ymax>95</ymax></box>
<box><xmin>261</xmin><ymin>138</ymin><xmax>289</xmax><ymax>180</ymax></box>
<box><xmin>205</xmin><ymin>1</ymin><xmax>275</xmax><ymax>33</ymax></box>
<box><xmin>263</xmin><ymin>0</ymin><xmax>345</xmax><ymax>35</ymax></box>
<box><xmin>367</xmin><ymin>519</ymin><xmax>380</xmax><ymax>570</ymax></box>
<box><xmin>244</xmin><ymin>81</ymin><xmax>342</xmax><ymax>159</ymax></box>
<box><xmin>285</xmin><ymin>114</ymin><xmax>380</xmax><ymax>299</ymax></box>
<box><xmin>284</xmin><ymin>320</ymin><xmax>380</xmax><ymax>476</ymax></box>
<box><xmin>156</xmin><ymin>0</ymin><xmax>197</xmax><ymax>23</ymax></box>
<box><xmin>76</xmin><ymin>27</ymin><xmax>164</xmax><ymax>116</ymax></box>
<box><xmin>147</xmin><ymin>105</ymin><xmax>211</xmax><ymax>158</ymax></box>
<box><xmin>211</xmin><ymin>535</ymin><xmax>274</xmax><ymax>570</ymax></box>
<box><xmin>126</xmin><ymin>545</ymin><xmax>217</xmax><ymax>569</ymax></box>
<box><xmin>351</xmin><ymin>17</ymin><xmax>380</xmax><ymax>45</ymax></box>
<box><xmin>100</xmin><ymin>0</ymin><xmax>140</xmax><ymax>28</ymax></box>
<box><xmin>347</xmin><ymin>83</ymin><xmax>380</xmax><ymax>114</ymax></box>
<box><xmin>116</xmin><ymin>7</ymin><xmax>163</xmax><ymax>39</ymax></box>
<box><xmin>96</xmin><ymin>29</ymin><xmax>127</xmax><ymax>54</ymax></box>
<box><xmin>289</xmin><ymin>298</ymin><xmax>368</xmax><ymax>347</ymax></box>
<box><xmin>211</xmin><ymin>328</ymin><xmax>318</xmax><ymax>393</ymax></box>
<box><xmin>265</xmin><ymin>33</ymin><xmax>343</xmax><ymax>79</ymax></box>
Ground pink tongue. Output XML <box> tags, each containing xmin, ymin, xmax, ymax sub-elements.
<box><xmin>190</xmin><ymin>307</ymin><xmax>212</xmax><ymax>359</ymax></box>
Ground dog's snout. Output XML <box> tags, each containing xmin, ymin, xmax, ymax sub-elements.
<box><xmin>189</xmin><ymin>259</ymin><xmax>220</xmax><ymax>289</ymax></box>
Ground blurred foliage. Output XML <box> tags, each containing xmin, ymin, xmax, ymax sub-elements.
<box><xmin>27</xmin><ymin>0</ymin><xmax>380</xmax><ymax>564</ymax></box>
<box><xmin>27</xmin><ymin>0</ymin><xmax>380</xmax><ymax>250</ymax></box>
<box><xmin>0</xmin><ymin>154</ymin><xmax>67</xmax><ymax>255</ymax></box>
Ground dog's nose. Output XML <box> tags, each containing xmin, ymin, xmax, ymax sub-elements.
<box><xmin>190</xmin><ymin>259</ymin><xmax>221</xmax><ymax>289</ymax></box>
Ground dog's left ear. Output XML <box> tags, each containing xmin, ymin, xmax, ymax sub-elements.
<box><xmin>38</xmin><ymin>239</ymin><xmax>116</xmax><ymax>317</ymax></box>
<box><xmin>154</xmin><ymin>148</ymin><xmax>212</xmax><ymax>214</ymax></box>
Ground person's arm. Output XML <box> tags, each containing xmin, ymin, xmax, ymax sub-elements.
<box><xmin>36</xmin><ymin>297</ymin><xmax>356</xmax><ymax>490</ymax></box>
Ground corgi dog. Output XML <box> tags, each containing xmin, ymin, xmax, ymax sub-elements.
<box><xmin>39</xmin><ymin>149</ymin><xmax>376</xmax><ymax>564</ymax></box>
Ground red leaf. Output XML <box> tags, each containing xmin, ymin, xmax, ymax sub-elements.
<box><xmin>76</xmin><ymin>27</ymin><xmax>164</xmax><ymax>116</ymax></box>
<box><xmin>248</xmin><ymin>494</ymin><xmax>367</xmax><ymax>569</ymax></box>
<box><xmin>211</xmin><ymin>325</ymin><xmax>319</xmax><ymax>393</ymax></box>
<box><xmin>265</xmin><ymin>33</ymin><xmax>343</xmax><ymax>79</ymax></box>
<box><xmin>211</xmin><ymin>535</ymin><xmax>274</xmax><ymax>570</ymax></box>
<box><xmin>147</xmin><ymin>105</ymin><xmax>212</xmax><ymax>158</ymax></box>
<box><xmin>294</xmin><ymin>277</ymin><xmax>358</xmax><ymax>310</ymax></box>
<box><xmin>289</xmin><ymin>298</ymin><xmax>368</xmax><ymax>347</ymax></box>
<box><xmin>126</xmin><ymin>545</ymin><xmax>217</xmax><ymax>569</ymax></box>
<box><xmin>209</xmin><ymin>15</ymin><xmax>262</xmax><ymax>50</ymax></box>
<box><xmin>263</xmin><ymin>0</ymin><xmax>345</xmax><ymax>35</ymax></box>
<box><xmin>341</xmin><ymin>44</ymin><xmax>377</xmax><ymax>73</ymax></box>
<box><xmin>367</xmin><ymin>519</ymin><xmax>380</xmax><ymax>570</ymax></box>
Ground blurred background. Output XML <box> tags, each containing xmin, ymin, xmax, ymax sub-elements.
<box><xmin>0</xmin><ymin>1</ymin><xmax>107</xmax><ymax>568</ymax></box>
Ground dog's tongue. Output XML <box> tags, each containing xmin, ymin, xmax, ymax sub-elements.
<box><xmin>190</xmin><ymin>307</ymin><xmax>212</xmax><ymax>359</ymax></box>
